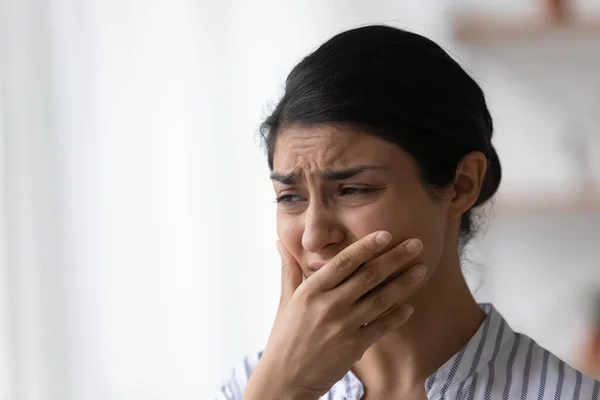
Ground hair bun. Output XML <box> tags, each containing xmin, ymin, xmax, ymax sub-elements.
<box><xmin>474</xmin><ymin>145</ymin><xmax>501</xmax><ymax>207</ymax></box>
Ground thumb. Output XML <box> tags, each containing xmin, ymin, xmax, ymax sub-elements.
<box><xmin>276</xmin><ymin>240</ymin><xmax>303</xmax><ymax>308</ymax></box>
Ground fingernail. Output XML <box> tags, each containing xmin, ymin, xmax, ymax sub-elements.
<box><xmin>411</xmin><ymin>265</ymin><xmax>427</xmax><ymax>280</ymax></box>
<box><xmin>406</xmin><ymin>239</ymin><xmax>423</xmax><ymax>254</ymax></box>
<box><xmin>375</xmin><ymin>231</ymin><xmax>392</xmax><ymax>245</ymax></box>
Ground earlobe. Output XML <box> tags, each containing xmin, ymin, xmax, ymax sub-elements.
<box><xmin>448</xmin><ymin>152</ymin><xmax>488</xmax><ymax>219</ymax></box>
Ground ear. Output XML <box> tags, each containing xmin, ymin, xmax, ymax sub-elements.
<box><xmin>447</xmin><ymin>152</ymin><xmax>488</xmax><ymax>220</ymax></box>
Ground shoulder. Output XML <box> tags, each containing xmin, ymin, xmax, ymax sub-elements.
<box><xmin>213</xmin><ymin>351</ymin><xmax>264</xmax><ymax>400</ymax></box>
<box><xmin>477</xmin><ymin>333</ymin><xmax>600</xmax><ymax>400</ymax></box>
<box><xmin>432</xmin><ymin>304</ymin><xmax>600</xmax><ymax>400</ymax></box>
<box><xmin>512</xmin><ymin>336</ymin><xmax>599</xmax><ymax>398</ymax></box>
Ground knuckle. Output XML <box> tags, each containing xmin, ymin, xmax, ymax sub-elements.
<box><xmin>360</xmin><ymin>264</ymin><xmax>379</xmax><ymax>285</ymax></box>
<box><xmin>362</xmin><ymin>238</ymin><xmax>377</xmax><ymax>253</ymax></box>
<box><xmin>334</xmin><ymin>251</ymin><xmax>353</xmax><ymax>270</ymax></box>
<box><xmin>372</xmin><ymin>292</ymin><xmax>388</xmax><ymax>310</ymax></box>
<box><xmin>391</xmin><ymin>247</ymin><xmax>406</xmax><ymax>265</ymax></box>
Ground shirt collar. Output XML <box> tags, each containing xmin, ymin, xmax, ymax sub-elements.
<box><xmin>333</xmin><ymin>303</ymin><xmax>514</xmax><ymax>400</ymax></box>
<box><xmin>424</xmin><ymin>303</ymin><xmax>514</xmax><ymax>398</ymax></box>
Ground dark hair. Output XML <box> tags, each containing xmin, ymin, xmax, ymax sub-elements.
<box><xmin>260</xmin><ymin>25</ymin><xmax>501</xmax><ymax>244</ymax></box>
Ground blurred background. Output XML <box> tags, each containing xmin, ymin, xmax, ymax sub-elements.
<box><xmin>1</xmin><ymin>0</ymin><xmax>600</xmax><ymax>399</ymax></box>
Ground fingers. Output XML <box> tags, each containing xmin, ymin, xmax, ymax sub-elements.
<box><xmin>308</xmin><ymin>231</ymin><xmax>392</xmax><ymax>292</ymax></box>
<box><xmin>352</xmin><ymin>263</ymin><xmax>426</xmax><ymax>325</ymax></box>
<box><xmin>335</xmin><ymin>238</ymin><xmax>423</xmax><ymax>301</ymax></box>
<box><xmin>359</xmin><ymin>304</ymin><xmax>414</xmax><ymax>344</ymax></box>
<box><xmin>277</xmin><ymin>240</ymin><xmax>303</xmax><ymax>309</ymax></box>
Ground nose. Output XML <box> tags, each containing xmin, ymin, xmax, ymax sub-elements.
<box><xmin>301</xmin><ymin>202</ymin><xmax>344</xmax><ymax>254</ymax></box>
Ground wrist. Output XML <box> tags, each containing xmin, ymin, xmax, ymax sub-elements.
<box><xmin>242</xmin><ymin>360</ymin><xmax>317</xmax><ymax>400</ymax></box>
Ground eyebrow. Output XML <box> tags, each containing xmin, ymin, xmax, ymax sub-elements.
<box><xmin>270</xmin><ymin>165</ymin><xmax>386</xmax><ymax>184</ymax></box>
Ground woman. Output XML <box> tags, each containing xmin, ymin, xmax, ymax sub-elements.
<box><xmin>216</xmin><ymin>25</ymin><xmax>600</xmax><ymax>399</ymax></box>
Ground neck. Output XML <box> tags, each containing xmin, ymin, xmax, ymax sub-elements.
<box><xmin>351</xmin><ymin>246</ymin><xmax>486</xmax><ymax>397</ymax></box>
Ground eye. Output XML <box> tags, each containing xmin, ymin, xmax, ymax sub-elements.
<box><xmin>340</xmin><ymin>187</ymin><xmax>379</xmax><ymax>197</ymax></box>
<box><xmin>275</xmin><ymin>194</ymin><xmax>306</xmax><ymax>204</ymax></box>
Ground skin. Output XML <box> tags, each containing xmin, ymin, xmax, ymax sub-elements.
<box><xmin>244</xmin><ymin>123</ymin><xmax>489</xmax><ymax>400</ymax></box>
<box><xmin>578</xmin><ymin>324</ymin><xmax>600</xmax><ymax>379</ymax></box>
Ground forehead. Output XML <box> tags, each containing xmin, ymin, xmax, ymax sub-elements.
<box><xmin>272</xmin><ymin>124</ymin><xmax>399</xmax><ymax>171</ymax></box>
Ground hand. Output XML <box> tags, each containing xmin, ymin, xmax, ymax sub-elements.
<box><xmin>244</xmin><ymin>231</ymin><xmax>426</xmax><ymax>400</ymax></box>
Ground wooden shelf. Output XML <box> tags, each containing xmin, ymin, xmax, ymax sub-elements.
<box><xmin>452</xmin><ymin>13</ymin><xmax>600</xmax><ymax>44</ymax></box>
<box><xmin>487</xmin><ymin>189</ymin><xmax>600</xmax><ymax>217</ymax></box>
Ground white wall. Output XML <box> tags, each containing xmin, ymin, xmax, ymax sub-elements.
<box><xmin>0</xmin><ymin>73</ymin><xmax>11</xmax><ymax>400</ymax></box>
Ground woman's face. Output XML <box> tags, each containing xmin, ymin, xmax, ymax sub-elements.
<box><xmin>272</xmin><ymin>123</ymin><xmax>456</xmax><ymax>280</ymax></box>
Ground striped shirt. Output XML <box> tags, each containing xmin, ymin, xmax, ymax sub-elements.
<box><xmin>216</xmin><ymin>304</ymin><xmax>600</xmax><ymax>399</ymax></box>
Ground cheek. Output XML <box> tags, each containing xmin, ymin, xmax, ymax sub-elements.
<box><xmin>277</xmin><ymin>214</ymin><xmax>304</xmax><ymax>258</ymax></box>
<box><xmin>342</xmin><ymin>195</ymin><xmax>448</xmax><ymax>268</ymax></box>
<box><xmin>341</xmin><ymin>192</ymin><xmax>421</xmax><ymax>240</ymax></box>
<box><xmin>410</xmin><ymin>207</ymin><xmax>447</xmax><ymax>270</ymax></box>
